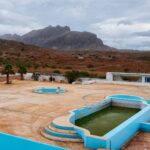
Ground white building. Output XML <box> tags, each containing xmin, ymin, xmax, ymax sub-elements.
<box><xmin>24</xmin><ymin>73</ymin><xmax>66</xmax><ymax>82</ymax></box>
<box><xmin>106</xmin><ymin>72</ymin><xmax>150</xmax><ymax>83</ymax></box>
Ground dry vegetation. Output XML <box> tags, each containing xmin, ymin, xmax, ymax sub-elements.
<box><xmin>0</xmin><ymin>39</ymin><xmax>150</xmax><ymax>76</ymax></box>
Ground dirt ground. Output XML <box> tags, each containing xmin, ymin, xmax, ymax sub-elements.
<box><xmin>0</xmin><ymin>80</ymin><xmax>150</xmax><ymax>150</ymax></box>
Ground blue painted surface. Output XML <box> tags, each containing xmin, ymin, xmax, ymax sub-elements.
<box><xmin>0</xmin><ymin>132</ymin><xmax>67</xmax><ymax>150</ymax></box>
<box><xmin>66</xmin><ymin>94</ymin><xmax>150</xmax><ymax>149</ymax></box>
<box><xmin>44</xmin><ymin>127</ymin><xmax>81</xmax><ymax>138</ymax></box>
<box><xmin>52</xmin><ymin>122</ymin><xmax>74</xmax><ymax>131</ymax></box>
<box><xmin>140</xmin><ymin>122</ymin><xmax>150</xmax><ymax>132</ymax></box>
<box><xmin>107</xmin><ymin>94</ymin><xmax>144</xmax><ymax>101</ymax></box>
<box><xmin>105</xmin><ymin>106</ymin><xmax>150</xmax><ymax>149</ymax></box>
<box><xmin>146</xmin><ymin>100</ymin><xmax>150</xmax><ymax>104</ymax></box>
<box><xmin>33</xmin><ymin>87</ymin><xmax>65</xmax><ymax>94</ymax></box>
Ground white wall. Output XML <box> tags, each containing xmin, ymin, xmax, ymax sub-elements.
<box><xmin>24</xmin><ymin>73</ymin><xmax>66</xmax><ymax>82</ymax></box>
<box><xmin>106</xmin><ymin>72</ymin><xmax>150</xmax><ymax>83</ymax></box>
<box><xmin>106</xmin><ymin>72</ymin><xmax>113</xmax><ymax>81</ymax></box>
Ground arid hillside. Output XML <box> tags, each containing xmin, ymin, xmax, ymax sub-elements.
<box><xmin>0</xmin><ymin>39</ymin><xmax>150</xmax><ymax>76</ymax></box>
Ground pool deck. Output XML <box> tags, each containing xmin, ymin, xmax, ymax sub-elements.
<box><xmin>0</xmin><ymin>80</ymin><xmax>150</xmax><ymax>149</ymax></box>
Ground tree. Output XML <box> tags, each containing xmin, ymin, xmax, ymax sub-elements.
<box><xmin>2</xmin><ymin>64</ymin><xmax>14</xmax><ymax>84</ymax></box>
<box><xmin>32</xmin><ymin>72</ymin><xmax>40</xmax><ymax>81</ymax></box>
<box><xmin>18</xmin><ymin>65</ymin><xmax>27</xmax><ymax>80</ymax></box>
<box><xmin>65</xmin><ymin>70</ymin><xmax>97</xmax><ymax>83</ymax></box>
<box><xmin>65</xmin><ymin>71</ymin><xmax>79</xmax><ymax>83</ymax></box>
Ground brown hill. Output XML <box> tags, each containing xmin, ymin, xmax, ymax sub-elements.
<box><xmin>0</xmin><ymin>39</ymin><xmax>150</xmax><ymax>76</ymax></box>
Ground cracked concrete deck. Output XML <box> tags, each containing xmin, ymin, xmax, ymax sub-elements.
<box><xmin>0</xmin><ymin>80</ymin><xmax>149</xmax><ymax>150</ymax></box>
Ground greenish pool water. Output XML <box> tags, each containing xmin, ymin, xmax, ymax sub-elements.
<box><xmin>75</xmin><ymin>106</ymin><xmax>140</xmax><ymax>136</ymax></box>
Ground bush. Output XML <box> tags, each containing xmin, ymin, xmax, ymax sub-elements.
<box><xmin>65</xmin><ymin>70</ymin><xmax>94</xmax><ymax>83</ymax></box>
<box><xmin>53</xmin><ymin>70</ymin><xmax>61</xmax><ymax>74</ymax></box>
<box><xmin>34</xmin><ymin>64</ymin><xmax>40</xmax><ymax>69</ymax></box>
<box><xmin>65</xmin><ymin>66</ymin><xmax>72</xmax><ymax>70</ymax></box>
<box><xmin>124</xmin><ymin>68</ymin><xmax>130</xmax><ymax>72</ymax></box>
<box><xmin>42</xmin><ymin>63</ymin><xmax>49</xmax><ymax>68</ymax></box>
<box><xmin>32</xmin><ymin>72</ymin><xmax>40</xmax><ymax>81</ymax></box>
<box><xmin>87</xmin><ymin>64</ymin><xmax>94</xmax><ymax>68</ymax></box>
<box><xmin>65</xmin><ymin>71</ymin><xmax>79</xmax><ymax>83</ymax></box>
<box><xmin>26</xmin><ymin>63</ymin><xmax>32</xmax><ymax>68</ymax></box>
<box><xmin>79</xmin><ymin>71</ymin><xmax>90</xmax><ymax>77</ymax></box>
<box><xmin>21</xmin><ymin>48</ymin><xmax>25</xmax><ymax>52</ymax></box>
<box><xmin>98</xmin><ymin>74</ymin><xmax>106</xmax><ymax>79</ymax></box>
<box><xmin>51</xmin><ymin>65</ymin><xmax>57</xmax><ymax>69</ymax></box>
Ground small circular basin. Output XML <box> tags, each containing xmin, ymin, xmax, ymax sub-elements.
<box><xmin>33</xmin><ymin>87</ymin><xmax>66</xmax><ymax>94</ymax></box>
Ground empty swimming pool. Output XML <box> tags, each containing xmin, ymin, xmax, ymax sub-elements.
<box><xmin>75</xmin><ymin>106</ymin><xmax>139</xmax><ymax>136</ymax></box>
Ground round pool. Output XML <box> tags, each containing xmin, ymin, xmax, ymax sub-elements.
<box><xmin>33</xmin><ymin>87</ymin><xmax>66</xmax><ymax>94</ymax></box>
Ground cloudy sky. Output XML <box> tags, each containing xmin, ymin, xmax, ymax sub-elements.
<box><xmin>0</xmin><ymin>0</ymin><xmax>150</xmax><ymax>50</ymax></box>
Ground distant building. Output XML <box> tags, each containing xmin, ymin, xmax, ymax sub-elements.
<box><xmin>106</xmin><ymin>72</ymin><xmax>150</xmax><ymax>83</ymax></box>
<box><xmin>77</xmin><ymin>56</ymin><xmax>84</xmax><ymax>60</ymax></box>
<box><xmin>24</xmin><ymin>73</ymin><xmax>67</xmax><ymax>83</ymax></box>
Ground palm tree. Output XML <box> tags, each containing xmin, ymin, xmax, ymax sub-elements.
<box><xmin>18</xmin><ymin>65</ymin><xmax>27</xmax><ymax>80</ymax></box>
<box><xmin>2</xmin><ymin>64</ymin><xmax>14</xmax><ymax>84</ymax></box>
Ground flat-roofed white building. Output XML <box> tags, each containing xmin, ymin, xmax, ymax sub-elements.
<box><xmin>106</xmin><ymin>72</ymin><xmax>150</xmax><ymax>83</ymax></box>
<box><xmin>24</xmin><ymin>73</ymin><xmax>66</xmax><ymax>82</ymax></box>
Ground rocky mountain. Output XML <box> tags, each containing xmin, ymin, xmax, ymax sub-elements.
<box><xmin>0</xmin><ymin>34</ymin><xmax>21</xmax><ymax>41</ymax></box>
<box><xmin>0</xmin><ymin>25</ymin><xmax>110</xmax><ymax>50</ymax></box>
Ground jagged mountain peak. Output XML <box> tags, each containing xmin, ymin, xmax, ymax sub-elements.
<box><xmin>0</xmin><ymin>25</ymin><xmax>110</xmax><ymax>50</ymax></box>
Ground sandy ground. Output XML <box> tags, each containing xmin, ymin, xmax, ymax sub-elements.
<box><xmin>0</xmin><ymin>80</ymin><xmax>150</xmax><ymax>150</ymax></box>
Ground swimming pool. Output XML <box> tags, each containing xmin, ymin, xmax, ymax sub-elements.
<box><xmin>33</xmin><ymin>88</ymin><xmax>65</xmax><ymax>94</ymax></box>
<box><xmin>42</xmin><ymin>94</ymin><xmax>150</xmax><ymax>149</ymax></box>
<box><xmin>75</xmin><ymin>106</ymin><xmax>139</xmax><ymax>136</ymax></box>
<box><xmin>68</xmin><ymin>94</ymin><xmax>150</xmax><ymax>149</ymax></box>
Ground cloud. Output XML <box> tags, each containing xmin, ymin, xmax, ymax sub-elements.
<box><xmin>133</xmin><ymin>30</ymin><xmax>150</xmax><ymax>37</ymax></box>
<box><xmin>89</xmin><ymin>18</ymin><xmax>150</xmax><ymax>50</ymax></box>
<box><xmin>0</xmin><ymin>0</ymin><xmax>150</xmax><ymax>50</ymax></box>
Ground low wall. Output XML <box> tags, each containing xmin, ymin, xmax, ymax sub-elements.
<box><xmin>73</xmin><ymin>100</ymin><xmax>111</xmax><ymax>120</ymax></box>
<box><xmin>140</xmin><ymin>122</ymin><xmax>150</xmax><ymax>132</ymax></box>
<box><xmin>111</xmin><ymin>99</ymin><xmax>142</xmax><ymax>109</ymax></box>
<box><xmin>105</xmin><ymin>106</ymin><xmax>150</xmax><ymax>149</ymax></box>
<box><xmin>0</xmin><ymin>75</ymin><xmax>20</xmax><ymax>82</ymax></box>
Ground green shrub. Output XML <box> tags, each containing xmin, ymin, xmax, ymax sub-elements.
<box><xmin>65</xmin><ymin>70</ymin><xmax>96</xmax><ymax>83</ymax></box>
<box><xmin>79</xmin><ymin>71</ymin><xmax>90</xmax><ymax>77</ymax></box>
<box><xmin>32</xmin><ymin>72</ymin><xmax>40</xmax><ymax>81</ymax></box>
<box><xmin>65</xmin><ymin>70</ymin><xmax>79</xmax><ymax>83</ymax></box>
<box><xmin>53</xmin><ymin>70</ymin><xmax>61</xmax><ymax>74</ymax></box>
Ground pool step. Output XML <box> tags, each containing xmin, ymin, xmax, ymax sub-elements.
<box><xmin>48</xmin><ymin>123</ymin><xmax>76</xmax><ymax>134</ymax></box>
<box><xmin>52</xmin><ymin>115</ymin><xmax>74</xmax><ymax>131</ymax></box>
<box><xmin>44</xmin><ymin>126</ymin><xmax>81</xmax><ymax>139</ymax></box>
<box><xmin>40</xmin><ymin>128</ymin><xmax>83</xmax><ymax>143</ymax></box>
